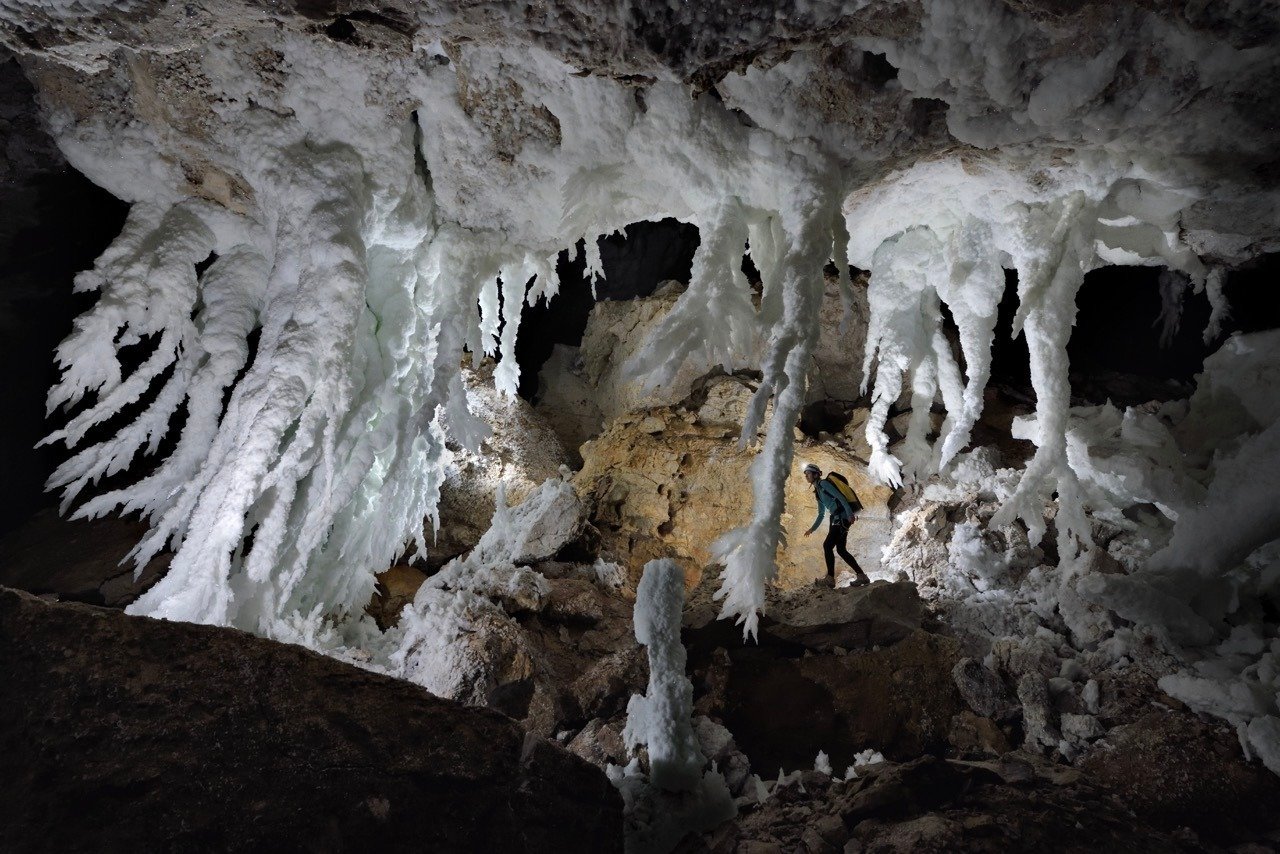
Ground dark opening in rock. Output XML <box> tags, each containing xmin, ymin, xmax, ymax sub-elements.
<box><xmin>324</xmin><ymin>16</ymin><xmax>357</xmax><ymax>42</ymax></box>
<box><xmin>512</xmin><ymin>218</ymin><xmax>700</xmax><ymax>400</ymax></box>
<box><xmin>800</xmin><ymin>400</ymin><xmax>852</xmax><ymax>437</ymax></box>
<box><xmin>862</xmin><ymin>51</ymin><xmax>899</xmax><ymax>86</ymax></box>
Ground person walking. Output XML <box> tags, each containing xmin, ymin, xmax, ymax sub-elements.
<box><xmin>802</xmin><ymin>463</ymin><xmax>871</xmax><ymax>587</ymax></box>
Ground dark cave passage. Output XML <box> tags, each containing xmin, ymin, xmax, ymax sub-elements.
<box><xmin>0</xmin><ymin>169</ymin><xmax>129</xmax><ymax>533</ymax></box>
<box><xmin>513</xmin><ymin>217</ymin><xmax>701</xmax><ymax>400</ymax></box>
<box><xmin>985</xmin><ymin>259</ymin><xmax>1280</xmax><ymax>409</ymax></box>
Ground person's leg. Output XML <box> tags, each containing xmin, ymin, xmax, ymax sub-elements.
<box><xmin>822</xmin><ymin>526</ymin><xmax>837</xmax><ymax>579</ymax></box>
<box><xmin>833</xmin><ymin>522</ymin><xmax>870</xmax><ymax>583</ymax></box>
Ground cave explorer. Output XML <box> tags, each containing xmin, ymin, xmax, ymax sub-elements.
<box><xmin>802</xmin><ymin>463</ymin><xmax>871</xmax><ymax>588</ymax></box>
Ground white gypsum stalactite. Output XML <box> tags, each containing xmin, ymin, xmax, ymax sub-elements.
<box><xmin>934</xmin><ymin>220</ymin><xmax>1006</xmax><ymax>468</ymax></box>
<box><xmin>990</xmin><ymin>193</ymin><xmax>1094</xmax><ymax>564</ymax></box>
<box><xmin>712</xmin><ymin>203</ymin><xmax>833</xmax><ymax>639</ymax></box>
<box><xmin>859</xmin><ymin>226</ymin><xmax>953</xmax><ymax>488</ymax></box>
<box><xmin>127</xmin><ymin>139</ymin><xmax>375</xmax><ymax>625</ymax></box>
<box><xmin>1202</xmin><ymin>265</ymin><xmax>1231</xmax><ymax>344</ymax></box>
<box><xmin>1154</xmin><ymin>269</ymin><xmax>1189</xmax><ymax>348</ymax></box>
<box><xmin>43</xmin><ymin>201</ymin><xmax>222</xmax><ymax>510</ymax></box>
<box><xmin>43</xmin><ymin>111</ymin><xmax>543</xmax><ymax>633</ymax></box>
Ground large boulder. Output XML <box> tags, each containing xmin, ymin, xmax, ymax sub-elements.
<box><xmin>0</xmin><ymin>587</ymin><xmax>622</xmax><ymax>853</ymax></box>
<box><xmin>1078</xmin><ymin>711</ymin><xmax>1280</xmax><ymax>846</ymax></box>
<box><xmin>763</xmin><ymin>580</ymin><xmax>923</xmax><ymax>650</ymax></box>
<box><xmin>685</xmin><ymin>586</ymin><xmax>964</xmax><ymax>773</ymax></box>
<box><xmin>675</xmin><ymin>753</ymin><xmax>1200</xmax><ymax>854</ymax></box>
<box><xmin>710</xmin><ymin>630</ymin><xmax>963</xmax><ymax>771</ymax></box>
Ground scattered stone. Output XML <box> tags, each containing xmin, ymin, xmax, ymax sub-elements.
<box><xmin>1060</xmin><ymin>713</ymin><xmax>1106</xmax><ymax>745</ymax></box>
<box><xmin>951</xmin><ymin>657</ymin><xmax>1017</xmax><ymax>720</ymax></box>
<box><xmin>1017</xmin><ymin>672</ymin><xmax>1062</xmax><ymax>752</ymax></box>
<box><xmin>947</xmin><ymin>711</ymin><xmax>1012</xmax><ymax>757</ymax></box>
<box><xmin>990</xmin><ymin>635</ymin><xmax>1061</xmax><ymax>681</ymax></box>
<box><xmin>567</xmin><ymin>717</ymin><xmax>628</xmax><ymax>768</ymax></box>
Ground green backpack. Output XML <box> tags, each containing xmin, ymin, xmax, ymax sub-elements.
<box><xmin>824</xmin><ymin>471</ymin><xmax>863</xmax><ymax>515</ymax></box>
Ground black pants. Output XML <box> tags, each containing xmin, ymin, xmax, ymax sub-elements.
<box><xmin>823</xmin><ymin>520</ymin><xmax>863</xmax><ymax>578</ymax></box>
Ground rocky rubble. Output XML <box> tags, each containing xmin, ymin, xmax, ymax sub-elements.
<box><xmin>674</xmin><ymin>753</ymin><xmax>1207</xmax><ymax>854</ymax></box>
<box><xmin>431</xmin><ymin>363</ymin><xmax>572</xmax><ymax>567</ymax></box>
<box><xmin>383</xmin><ymin>480</ymin><xmax>651</xmax><ymax>738</ymax></box>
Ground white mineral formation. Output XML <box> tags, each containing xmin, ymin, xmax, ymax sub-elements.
<box><xmin>3</xmin><ymin>4</ymin><xmax>1278</xmax><ymax>768</ymax></box>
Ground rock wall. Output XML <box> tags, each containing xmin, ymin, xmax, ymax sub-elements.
<box><xmin>537</xmin><ymin>273</ymin><xmax>872</xmax><ymax>461</ymax></box>
<box><xmin>574</xmin><ymin>373</ymin><xmax>893</xmax><ymax>588</ymax></box>
<box><xmin>0</xmin><ymin>587</ymin><xmax>622</xmax><ymax>853</ymax></box>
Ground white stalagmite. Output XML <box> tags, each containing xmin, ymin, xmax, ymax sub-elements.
<box><xmin>614</xmin><ymin>558</ymin><xmax>735</xmax><ymax>852</ymax></box>
<box><xmin>623</xmin><ymin>558</ymin><xmax>704</xmax><ymax>792</ymax></box>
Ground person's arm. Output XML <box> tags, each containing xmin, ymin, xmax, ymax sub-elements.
<box><xmin>807</xmin><ymin>488</ymin><xmax>827</xmax><ymax>534</ymax></box>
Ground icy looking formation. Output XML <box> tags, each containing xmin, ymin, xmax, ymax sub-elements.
<box><xmin>623</xmin><ymin>559</ymin><xmax>703</xmax><ymax>791</ymax></box>
<box><xmin>612</xmin><ymin>559</ymin><xmax>735</xmax><ymax>853</ymax></box>
<box><xmin>4</xmin><ymin>3</ymin><xmax>1279</xmax><ymax>650</ymax></box>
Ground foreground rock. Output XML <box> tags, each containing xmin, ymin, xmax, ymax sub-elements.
<box><xmin>687</xmin><ymin>581</ymin><xmax>965</xmax><ymax>773</ymax></box>
<box><xmin>0</xmin><ymin>587</ymin><xmax>621</xmax><ymax>853</ymax></box>
<box><xmin>1078</xmin><ymin>711</ymin><xmax>1280</xmax><ymax>846</ymax></box>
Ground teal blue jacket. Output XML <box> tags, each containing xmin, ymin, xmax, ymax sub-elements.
<box><xmin>808</xmin><ymin>478</ymin><xmax>854</xmax><ymax>534</ymax></box>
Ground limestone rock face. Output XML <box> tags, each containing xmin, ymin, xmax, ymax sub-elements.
<box><xmin>0</xmin><ymin>587</ymin><xmax>622</xmax><ymax>853</ymax></box>
<box><xmin>807</xmin><ymin>271</ymin><xmax>871</xmax><ymax>404</ymax></box>
<box><xmin>575</xmin><ymin>374</ymin><xmax>892</xmax><ymax>587</ymax></box>
<box><xmin>433</xmin><ymin>364</ymin><xmax>570</xmax><ymax>565</ymax></box>
<box><xmin>0</xmin><ymin>510</ymin><xmax>169</xmax><ymax>608</ymax></box>
<box><xmin>540</xmin><ymin>275</ymin><xmax>871</xmax><ymax>458</ymax></box>
<box><xmin>533</xmin><ymin>343</ymin><xmax>606</xmax><ymax>465</ymax></box>
<box><xmin>580</xmin><ymin>280</ymin><xmax>707</xmax><ymax>425</ymax></box>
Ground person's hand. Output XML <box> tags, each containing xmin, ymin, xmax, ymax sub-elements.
<box><xmin>803</xmin><ymin>530</ymin><xmax>812</xmax><ymax>538</ymax></box>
